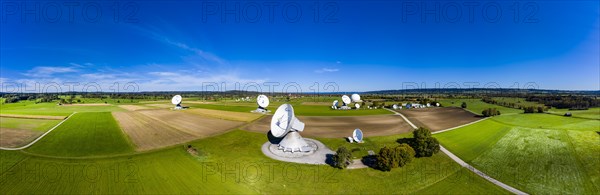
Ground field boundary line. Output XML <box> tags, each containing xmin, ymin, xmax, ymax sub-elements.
<box><xmin>0</xmin><ymin>112</ymin><xmax>77</xmax><ymax>151</ymax></box>
<box><xmin>386</xmin><ymin>108</ymin><xmax>528</xmax><ymax>195</ymax></box>
<box><xmin>384</xmin><ymin>108</ymin><xmax>418</xmax><ymax>129</ymax></box>
<box><xmin>433</xmin><ymin>117</ymin><xmax>489</xmax><ymax>134</ymax></box>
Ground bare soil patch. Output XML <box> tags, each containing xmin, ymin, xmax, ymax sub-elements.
<box><xmin>138</xmin><ymin>110</ymin><xmax>244</xmax><ymax>137</ymax></box>
<box><xmin>243</xmin><ymin>115</ymin><xmax>412</xmax><ymax>138</ymax></box>
<box><xmin>118</xmin><ymin>105</ymin><xmax>152</xmax><ymax>111</ymax></box>
<box><xmin>398</xmin><ymin>107</ymin><xmax>481</xmax><ymax>131</ymax></box>
<box><xmin>0</xmin><ymin>114</ymin><xmax>65</xmax><ymax>120</ymax></box>
<box><xmin>0</xmin><ymin>128</ymin><xmax>43</xmax><ymax>148</ymax></box>
<box><xmin>183</xmin><ymin>108</ymin><xmax>262</xmax><ymax>122</ymax></box>
<box><xmin>113</xmin><ymin>110</ymin><xmax>244</xmax><ymax>151</ymax></box>
<box><xmin>62</xmin><ymin>103</ymin><xmax>111</xmax><ymax>106</ymax></box>
<box><xmin>301</xmin><ymin>102</ymin><xmax>332</xmax><ymax>106</ymax></box>
<box><xmin>144</xmin><ymin>104</ymin><xmax>173</xmax><ymax>108</ymax></box>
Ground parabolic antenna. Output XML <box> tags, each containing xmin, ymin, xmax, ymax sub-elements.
<box><xmin>355</xmin><ymin>103</ymin><xmax>361</xmax><ymax>109</ymax></box>
<box><xmin>393</xmin><ymin>104</ymin><xmax>399</xmax><ymax>109</ymax></box>
<box><xmin>257</xmin><ymin>95</ymin><xmax>270</xmax><ymax>108</ymax></box>
<box><xmin>436</xmin><ymin>103</ymin><xmax>440</xmax><ymax>107</ymax></box>
<box><xmin>171</xmin><ymin>95</ymin><xmax>182</xmax><ymax>105</ymax></box>
<box><xmin>270</xmin><ymin>104</ymin><xmax>310</xmax><ymax>153</ymax></box>
<box><xmin>270</xmin><ymin>104</ymin><xmax>305</xmax><ymax>138</ymax></box>
<box><xmin>332</xmin><ymin>100</ymin><xmax>339</xmax><ymax>109</ymax></box>
<box><xmin>353</xmin><ymin>128</ymin><xmax>363</xmax><ymax>143</ymax></box>
<box><xmin>342</xmin><ymin>95</ymin><xmax>351</xmax><ymax>105</ymax></box>
<box><xmin>351</xmin><ymin>94</ymin><xmax>361</xmax><ymax>102</ymax></box>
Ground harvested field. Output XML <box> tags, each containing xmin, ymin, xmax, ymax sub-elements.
<box><xmin>243</xmin><ymin>115</ymin><xmax>411</xmax><ymax>138</ymax></box>
<box><xmin>144</xmin><ymin>104</ymin><xmax>173</xmax><ymax>108</ymax></box>
<box><xmin>138</xmin><ymin>110</ymin><xmax>244</xmax><ymax>137</ymax></box>
<box><xmin>62</xmin><ymin>103</ymin><xmax>111</xmax><ymax>106</ymax></box>
<box><xmin>113</xmin><ymin>110</ymin><xmax>244</xmax><ymax>151</ymax></box>
<box><xmin>0</xmin><ymin>114</ymin><xmax>65</xmax><ymax>120</ymax></box>
<box><xmin>112</xmin><ymin>112</ymin><xmax>195</xmax><ymax>151</ymax></box>
<box><xmin>118</xmin><ymin>104</ymin><xmax>152</xmax><ymax>111</ymax></box>
<box><xmin>301</xmin><ymin>102</ymin><xmax>332</xmax><ymax>106</ymax></box>
<box><xmin>183</xmin><ymin>108</ymin><xmax>262</xmax><ymax>122</ymax></box>
<box><xmin>0</xmin><ymin>128</ymin><xmax>42</xmax><ymax>148</ymax></box>
<box><xmin>185</xmin><ymin>101</ymin><xmax>217</xmax><ymax>104</ymax></box>
<box><xmin>399</xmin><ymin>107</ymin><xmax>481</xmax><ymax>131</ymax></box>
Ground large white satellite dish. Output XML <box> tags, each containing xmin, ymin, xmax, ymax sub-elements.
<box><xmin>332</xmin><ymin>100</ymin><xmax>339</xmax><ymax>109</ymax></box>
<box><xmin>342</xmin><ymin>95</ymin><xmax>351</xmax><ymax>105</ymax></box>
<box><xmin>392</xmin><ymin>104</ymin><xmax>399</xmax><ymax>109</ymax></box>
<box><xmin>353</xmin><ymin>128</ymin><xmax>363</xmax><ymax>143</ymax></box>
<box><xmin>351</xmin><ymin>94</ymin><xmax>361</xmax><ymax>102</ymax></box>
<box><xmin>257</xmin><ymin>95</ymin><xmax>269</xmax><ymax>108</ymax></box>
<box><xmin>270</xmin><ymin>104</ymin><xmax>311</xmax><ymax>152</ymax></box>
<box><xmin>355</xmin><ymin>103</ymin><xmax>361</xmax><ymax>109</ymax></box>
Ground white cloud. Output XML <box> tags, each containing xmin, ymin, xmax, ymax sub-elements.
<box><xmin>23</xmin><ymin>66</ymin><xmax>79</xmax><ymax>77</ymax></box>
<box><xmin>315</xmin><ymin>68</ymin><xmax>340</xmax><ymax>73</ymax></box>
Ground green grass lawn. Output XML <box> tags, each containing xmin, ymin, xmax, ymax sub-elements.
<box><xmin>548</xmin><ymin>107</ymin><xmax>600</xmax><ymax>120</ymax></box>
<box><xmin>435</xmin><ymin>113</ymin><xmax>600</xmax><ymax>194</ymax></box>
<box><xmin>0</xmin><ymin>130</ymin><xmax>507</xmax><ymax>194</ymax></box>
<box><xmin>438</xmin><ymin>99</ymin><xmax>522</xmax><ymax>115</ymax></box>
<box><xmin>434</xmin><ymin>119</ymin><xmax>511</xmax><ymax>162</ymax></box>
<box><xmin>1</xmin><ymin>101</ymin><xmax>124</xmax><ymax>116</ymax></box>
<box><xmin>186</xmin><ymin>101</ymin><xmax>392</xmax><ymax>116</ymax></box>
<box><xmin>492</xmin><ymin>113</ymin><xmax>599</xmax><ymax>131</ymax></box>
<box><xmin>26</xmin><ymin>112</ymin><xmax>134</xmax><ymax>157</ymax></box>
<box><xmin>0</xmin><ymin>117</ymin><xmax>61</xmax><ymax>131</ymax></box>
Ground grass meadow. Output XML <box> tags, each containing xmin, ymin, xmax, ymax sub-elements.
<box><xmin>435</xmin><ymin>113</ymin><xmax>600</xmax><ymax>194</ymax></box>
<box><xmin>0</xmin><ymin>117</ymin><xmax>61</xmax><ymax>131</ymax></box>
<box><xmin>26</xmin><ymin>112</ymin><xmax>134</xmax><ymax>157</ymax></box>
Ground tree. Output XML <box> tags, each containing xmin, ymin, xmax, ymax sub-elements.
<box><xmin>482</xmin><ymin>108</ymin><xmax>500</xmax><ymax>117</ymax></box>
<box><xmin>412</xmin><ymin>127</ymin><xmax>440</xmax><ymax>157</ymax></box>
<box><xmin>524</xmin><ymin>106</ymin><xmax>535</xmax><ymax>113</ymax></box>
<box><xmin>461</xmin><ymin>102</ymin><xmax>467</xmax><ymax>108</ymax></box>
<box><xmin>375</xmin><ymin>146</ymin><xmax>393</xmax><ymax>171</ymax></box>
<box><xmin>395</xmin><ymin>143</ymin><xmax>415</xmax><ymax>167</ymax></box>
<box><xmin>537</xmin><ymin>106</ymin><xmax>544</xmax><ymax>113</ymax></box>
<box><xmin>376</xmin><ymin>144</ymin><xmax>415</xmax><ymax>171</ymax></box>
<box><xmin>332</xmin><ymin>147</ymin><xmax>353</xmax><ymax>169</ymax></box>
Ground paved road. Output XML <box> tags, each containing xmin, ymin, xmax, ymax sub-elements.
<box><xmin>0</xmin><ymin>112</ymin><xmax>77</xmax><ymax>150</ymax></box>
<box><xmin>385</xmin><ymin>108</ymin><xmax>528</xmax><ymax>195</ymax></box>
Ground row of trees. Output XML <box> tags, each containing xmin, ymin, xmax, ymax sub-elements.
<box><xmin>482</xmin><ymin>108</ymin><xmax>501</xmax><ymax>117</ymax></box>
<box><xmin>525</xmin><ymin>95</ymin><xmax>598</xmax><ymax>109</ymax></box>
<box><xmin>375</xmin><ymin>127</ymin><xmax>440</xmax><ymax>171</ymax></box>
<box><xmin>524</xmin><ymin>106</ymin><xmax>545</xmax><ymax>113</ymax></box>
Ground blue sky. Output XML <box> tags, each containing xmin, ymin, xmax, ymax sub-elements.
<box><xmin>1</xmin><ymin>0</ymin><xmax>598</xmax><ymax>92</ymax></box>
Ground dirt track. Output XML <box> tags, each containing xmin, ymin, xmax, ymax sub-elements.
<box><xmin>243</xmin><ymin>115</ymin><xmax>412</xmax><ymax>138</ymax></box>
<box><xmin>113</xmin><ymin>110</ymin><xmax>244</xmax><ymax>151</ymax></box>
<box><xmin>0</xmin><ymin>128</ymin><xmax>42</xmax><ymax>148</ymax></box>
<box><xmin>398</xmin><ymin>107</ymin><xmax>481</xmax><ymax>131</ymax></box>
<box><xmin>118</xmin><ymin>105</ymin><xmax>152</xmax><ymax>111</ymax></box>
<box><xmin>0</xmin><ymin>114</ymin><xmax>65</xmax><ymax>120</ymax></box>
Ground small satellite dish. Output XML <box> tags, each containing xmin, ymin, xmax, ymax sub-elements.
<box><xmin>393</xmin><ymin>104</ymin><xmax>399</xmax><ymax>109</ymax></box>
<box><xmin>332</xmin><ymin>100</ymin><xmax>339</xmax><ymax>109</ymax></box>
<box><xmin>436</xmin><ymin>103</ymin><xmax>440</xmax><ymax>107</ymax></box>
<box><xmin>257</xmin><ymin>95</ymin><xmax>270</xmax><ymax>108</ymax></box>
<box><xmin>355</xmin><ymin>103</ymin><xmax>361</xmax><ymax>109</ymax></box>
<box><xmin>171</xmin><ymin>95</ymin><xmax>184</xmax><ymax>110</ymax></box>
<box><xmin>351</xmin><ymin>94</ymin><xmax>361</xmax><ymax>102</ymax></box>
<box><xmin>342</xmin><ymin>95</ymin><xmax>351</xmax><ymax>105</ymax></box>
<box><xmin>426</xmin><ymin>103</ymin><xmax>431</xmax><ymax>107</ymax></box>
<box><xmin>171</xmin><ymin>95</ymin><xmax>182</xmax><ymax>105</ymax></box>
<box><xmin>353</xmin><ymin>128</ymin><xmax>363</xmax><ymax>143</ymax></box>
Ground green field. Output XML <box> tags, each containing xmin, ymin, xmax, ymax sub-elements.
<box><xmin>438</xmin><ymin>99</ymin><xmax>522</xmax><ymax>115</ymax></box>
<box><xmin>0</xmin><ymin>130</ymin><xmax>507</xmax><ymax>194</ymax></box>
<box><xmin>186</xmin><ymin>102</ymin><xmax>392</xmax><ymax>116</ymax></box>
<box><xmin>435</xmin><ymin>114</ymin><xmax>600</xmax><ymax>194</ymax></box>
<box><xmin>0</xmin><ymin>117</ymin><xmax>61</xmax><ymax>131</ymax></box>
<box><xmin>26</xmin><ymin>112</ymin><xmax>134</xmax><ymax>157</ymax></box>
<box><xmin>1</xmin><ymin>101</ymin><xmax>124</xmax><ymax>116</ymax></box>
<box><xmin>549</xmin><ymin>107</ymin><xmax>600</xmax><ymax>120</ymax></box>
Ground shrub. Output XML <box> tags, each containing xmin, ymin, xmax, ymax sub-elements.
<box><xmin>482</xmin><ymin>108</ymin><xmax>500</xmax><ymax>117</ymax></box>
<box><xmin>537</xmin><ymin>106</ymin><xmax>544</xmax><ymax>113</ymax></box>
<box><xmin>461</xmin><ymin>102</ymin><xmax>467</xmax><ymax>108</ymax></box>
<box><xmin>524</xmin><ymin>106</ymin><xmax>535</xmax><ymax>113</ymax></box>
<box><xmin>375</xmin><ymin>144</ymin><xmax>415</xmax><ymax>171</ymax></box>
<box><xmin>412</xmin><ymin>127</ymin><xmax>440</xmax><ymax>157</ymax></box>
<box><xmin>333</xmin><ymin>147</ymin><xmax>353</xmax><ymax>169</ymax></box>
